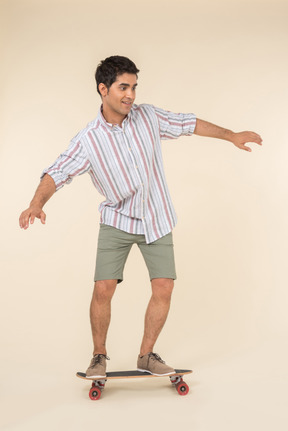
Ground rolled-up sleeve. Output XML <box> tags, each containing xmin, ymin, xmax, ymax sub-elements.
<box><xmin>153</xmin><ymin>106</ymin><xmax>197</xmax><ymax>140</ymax></box>
<box><xmin>40</xmin><ymin>139</ymin><xmax>91</xmax><ymax>191</ymax></box>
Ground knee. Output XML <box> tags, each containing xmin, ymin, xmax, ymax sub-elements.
<box><xmin>93</xmin><ymin>280</ymin><xmax>117</xmax><ymax>303</ymax></box>
<box><xmin>151</xmin><ymin>278</ymin><xmax>174</xmax><ymax>302</ymax></box>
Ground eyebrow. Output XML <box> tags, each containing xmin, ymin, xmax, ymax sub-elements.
<box><xmin>118</xmin><ymin>82</ymin><xmax>138</xmax><ymax>87</ymax></box>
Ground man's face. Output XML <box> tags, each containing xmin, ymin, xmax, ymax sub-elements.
<box><xmin>99</xmin><ymin>73</ymin><xmax>138</xmax><ymax>124</ymax></box>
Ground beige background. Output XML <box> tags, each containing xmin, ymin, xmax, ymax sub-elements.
<box><xmin>1</xmin><ymin>0</ymin><xmax>288</xmax><ymax>429</ymax></box>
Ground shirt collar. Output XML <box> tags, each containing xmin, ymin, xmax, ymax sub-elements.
<box><xmin>98</xmin><ymin>104</ymin><xmax>133</xmax><ymax>131</ymax></box>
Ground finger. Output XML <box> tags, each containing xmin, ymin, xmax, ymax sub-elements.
<box><xmin>30</xmin><ymin>214</ymin><xmax>35</xmax><ymax>224</ymax></box>
<box><xmin>20</xmin><ymin>215</ymin><xmax>28</xmax><ymax>229</ymax></box>
<box><xmin>24</xmin><ymin>215</ymin><xmax>31</xmax><ymax>229</ymax></box>
<box><xmin>19</xmin><ymin>215</ymin><xmax>24</xmax><ymax>228</ymax></box>
<box><xmin>249</xmin><ymin>132</ymin><xmax>262</xmax><ymax>145</ymax></box>
<box><xmin>241</xmin><ymin>144</ymin><xmax>252</xmax><ymax>152</ymax></box>
<box><xmin>257</xmin><ymin>136</ymin><xmax>263</xmax><ymax>145</ymax></box>
<box><xmin>22</xmin><ymin>217</ymin><xmax>29</xmax><ymax>229</ymax></box>
<box><xmin>40</xmin><ymin>211</ymin><xmax>46</xmax><ymax>224</ymax></box>
<box><xmin>251</xmin><ymin>134</ymin><xmax>262</xmax><ymax>145</ymax></box>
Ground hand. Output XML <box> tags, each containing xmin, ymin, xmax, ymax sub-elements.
<box><xmin>19</xmin><ymin>206</ymin><xmax>46</xmax><ymax>230</ymax></box>
<box><xmin>231</xmin><ymin>131</ymin><xmax>262</xmax><ymax>152</ymax></box>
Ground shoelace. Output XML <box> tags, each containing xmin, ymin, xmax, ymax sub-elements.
<box><xmin>148</xmin><ymin>352</ymin><xmax>166</xmax><ymax>364</ymax></box>
<box><xmin>90</xmin><ymin>354</ymin><xmax>110</xmax><ymax>368</ymax></box>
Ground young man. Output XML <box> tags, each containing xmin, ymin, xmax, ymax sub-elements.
<box><xmin>19</xmin><ymin>56</ymin><xmax>262</xmax><ymax>378</ymax></box>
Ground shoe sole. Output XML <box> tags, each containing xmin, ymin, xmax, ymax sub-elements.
<box><xmin>137</xmin><ymin>368</ymin><xmax>175</xmax><ymax>376</ymax></box>
<box><xmin>86</xmin><ymin>374</ymin><xmax>106</xmax><ymax>379</ymax></box>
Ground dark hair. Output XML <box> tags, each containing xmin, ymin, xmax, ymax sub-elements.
<box><xmin>95</xmin><ymin>55</ymin><xmax>140</xmax><ymax>95</ymax></box>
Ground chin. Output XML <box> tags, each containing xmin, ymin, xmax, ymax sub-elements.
<box><xmin>121</xmin><ymin>107</ymin><xmax>132</xmax><ymax>114</ymax></box>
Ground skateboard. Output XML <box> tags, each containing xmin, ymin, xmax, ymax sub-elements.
<box><xmin>76</xmin><ymin>369</ymin><xmax>192</xmax><ymax>400</ymax></box>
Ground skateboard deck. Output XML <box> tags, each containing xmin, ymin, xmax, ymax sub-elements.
<box><xmin>76</xmin><ymin>369</ymin><xmax>192</xmax><ymax>400</ymax></box>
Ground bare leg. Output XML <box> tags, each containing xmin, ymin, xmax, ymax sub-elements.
<box><xmin>90</xmin><ymin>279</ymin><xmax>118</xmax><ymax>356</ymax></box>
<box><xmin>139</xmin><ymin>278</ymin><xmax>174</xmax><ymax>356</ymax></box>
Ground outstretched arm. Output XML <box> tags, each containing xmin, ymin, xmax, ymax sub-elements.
<box><xmin>194</xmin><ymin>118</ymin><xmax>262</xmax><ymax>152</ymax></box>
<box><xmin>19</xmin><ymin>174</ymin><xmax>56</xmax><ymax>229</ymax></box>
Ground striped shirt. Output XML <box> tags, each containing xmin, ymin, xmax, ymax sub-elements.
<box><xmin>42</xmin><ymin>104</ymin><xmax>196</xmax><ymax>243</ymax></box>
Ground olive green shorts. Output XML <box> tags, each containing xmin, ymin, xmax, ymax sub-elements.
<box><xmin>94</xmin><ymin>224</ymin><xmax>177</xmax><ymax>284</ymax></box>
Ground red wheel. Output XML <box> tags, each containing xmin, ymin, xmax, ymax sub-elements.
<box><xmin>176</xmin><ymin>381</ymin><xmax>189</xmax><ymax>396</ymax></box>
<box><xmin>89</xmin><ymin>386</ymin><xmax>101</xmax><ymax>400</ymax></box>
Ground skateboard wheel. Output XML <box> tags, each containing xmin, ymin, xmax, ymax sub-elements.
<box><xmin>176</xmin><ymin>381</ymin><xmax>189</xmax><ymax>396</ymax></box>
<box><xmin>89</xmin><ymin>386</ymin><xmax>101</xmax><ymax>400</ymax></box>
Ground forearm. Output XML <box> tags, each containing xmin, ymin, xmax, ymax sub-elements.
<box><xmin>19</xmin><ymin>174</ymin><xmax>56</xmax><ymax>229</ymax></box>
<box><xmin>194</xmin><ymin>118</ymin><xmax>235</xmax><ymax>142</ymax></box>
<box><xmin>30</xmin><ymin>174</ymin><xmax>56</xmax><ymax>209</ymax></box>
<box><xmin>194</xmin><ymin>118</ymin><xmax>262</xmax><ymax>152</ymax></box>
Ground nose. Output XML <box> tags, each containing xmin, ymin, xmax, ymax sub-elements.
<box><xmin>125</xmin><ymin>88</ymin><xmax>134</xmax><ymax>99</ymax></box>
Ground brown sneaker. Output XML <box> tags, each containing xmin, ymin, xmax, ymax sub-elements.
<box><xmin>86</xmin><ymin>354</ymin><xmax>109</xmax><ymax>378</ymax></box>
<box><xmin>137</xmin><ymin>352</ymin><xmax>175</xmax><ymax>376</ymax></box>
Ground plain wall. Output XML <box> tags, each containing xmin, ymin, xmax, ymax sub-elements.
<box><xmin>1</xmin><ymin>0</ymin><xmax>287</xmax><ymax>429</ymax></box>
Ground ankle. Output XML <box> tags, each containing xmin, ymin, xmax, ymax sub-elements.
<box><xmin>139</xmin><ymin>350</ymin><xmax>152</xmax><ymax>357</ymax></box>
<box><xmin>93</xmin><ymin>351</ymin><xmax>107</xmax><ymax>357</ymax></box>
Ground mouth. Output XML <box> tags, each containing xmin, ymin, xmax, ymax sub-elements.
<box><xmin>122</xmin><ymin>101</ymin><xmax>133</xmax><ymax>106</ymax></box>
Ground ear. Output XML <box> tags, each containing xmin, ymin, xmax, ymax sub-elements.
<box><xmin>98</xmin><ymin>83</ymin><xmax>108</xmax><ymax>98</ymax></box>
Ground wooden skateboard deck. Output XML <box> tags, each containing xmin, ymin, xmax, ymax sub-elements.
<box><xmin>76</xmin><ymin>369</ymin><xmax>192</xmax><ymax>400</ymax></box>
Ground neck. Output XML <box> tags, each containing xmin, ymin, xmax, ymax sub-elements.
<box><xmin>101</xmin><ymin>107</ymin><xmax>126</xmax><ymax>127</ymax></box>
